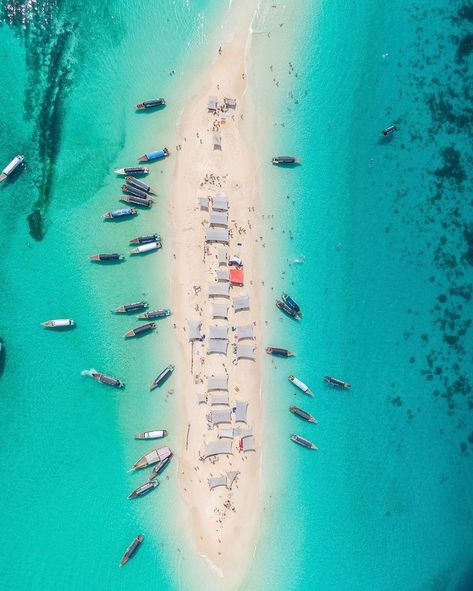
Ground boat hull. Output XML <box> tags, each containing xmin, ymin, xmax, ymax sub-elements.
<box><xmin>291</xmin><ymin>435</ymin><xmax>317</xmax><ymax>450</ymax></box>
<box><xmin>125</xmin><ymin>322</ymin><xmax>156</xmax><ymax>338</ymax></box>
<box><xmin>288</xmin><ymin>375</ymin><xmax>313</xmax><ymax>396</ymax></box>
<box><xmin>115</xmin><ymin>167</ymin><xmax>149</xmax><ymax>176</ymax></box>
<box><xmin>41</xmin><ymin>319</ymin><xmax>74</xmax><ymax>328</ymax></box>
<box><xmin>265</xmin><ymin>347</ymin><xmax>294</xmax><ymax>357</ymax></box>
<box><xmin>134</xmin><ymin>430</ymin><xmax>167</xmax><ymax>440</ymax></box>
<box><xmin>149</xmin><ymin>365</ymin><xmax>174</xmax><ymax>390</ymax></box>
<box><xmin>119</xmin><ymin>535</ymin><xmax>144</xmax><ymax>567</ymax></box>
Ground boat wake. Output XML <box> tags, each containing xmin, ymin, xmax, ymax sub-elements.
<box><xmin>81</xmin><ymin>368</ymin><xmax>97</xmax><ymax>378</ymax></box>
<box><xmin>288</xmin><ymin>255</ymin><xmax>305</xmax><ymax>265</ymax></box>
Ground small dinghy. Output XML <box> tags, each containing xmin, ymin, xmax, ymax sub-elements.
<box><xmin>89</xmin><ymin>253</ymin><xmax>124</xmax><ymax>262</ymax></box>
<box><xmin>115</xmin><ymin>166</ymin><xmax>149</xmax><ymax>176</ymax></box>
<box><xmin>41</xmin><ymin>319</ymin><xmax>75</xmax><ymax>328</ymax></box>
<box><xmin>129</xmin><ymin>242</ymin><xmax>161</xmax><ymax>255</ymax></box>
<box><xmin>288</xmin><ymin>374</ymin><xmax>313</xmax><ymax>396</ymax></box>
<box><xmin>138</xmin><ymin>309</ymin><xmax>171</xmax><ymax>320</ymax></box>
<box><xmin>324</xmin><ymin>376</ymin><xmax>351</xmax><ymax>389</ymax></box>
<box><xmin>290</xmin><ymin>406</ymin><xmax>317</xmax><ymax>423</ymax></box>
<box><xmin>125</xmin><ymin>176</ymin><xmax>156</xmax><ymax>195</ymax></box>
<box><xmin>114</xmin><ymin>301</ymin><xmax>148</xmax><ymax>314</ymax></box>
<box><xmin>134</xmin><ymin>430</ymin><xmax>167</xmax><ymax>440</ymax></box>
<box><xmin>381</xmin><ymin>124</ymin><xmax>397</xmax><ymax>136</ymax></box>
<box><xmin>271</xmin><ymin>155</ymin><xmax>299</xmax><ymax>165</ymax></box>
<box><xmin>291</xmin><ymin>434</ymin><xmax>317</xmax><ymax>450</ymax></box>
<box><xmin>265</xmin><ymin>347</ymin><xmax>294</xmax><ymax>357</ymax></box>
<box><xmin>149</xmin><ymin>364</ymin><xmax>174</xmax><ymax>390</ymax></box>
<box><xmin>130</xmin><ymin>233</ymin><xmax>160</xmax><ymax>245</ymax></box>
<box><xmin>135</xmin><ymin>98</ymin><xmax>165</xmax><ymax>110</ymax></box>
<box><xmin>128</xmin><ymin>480</ymin><xmax>158</xmax><ymax>499</ymax></box>
<box><xmin>276</xmin><ymin>299</ymin><xmax>300</xmax><ymax>320</ymax></box>
<box><xmin>119</xmin><ymin>535</ymin><xmax>144</xmax><ymax>567</ymax></box>
<box><xmin>120</xmin><ymin>194</ymin><xmax>153</xmax><ymax>208</ymax></box>
<box><xmin>138</xmin><ymin>147</ymin><xmax>170</xmax><ymax>162</ymax></box>
<box><xmin>0</xmin><ymin>154</ymin><xmax>25</xmax><ymax>182</ymax></box>
<box><xmin>149</xmin><ymin>455</ymin><xmax>172</xmax><ymax>480</ymax></box>
<box><xmin>132</xmin><ymin>446</ymin><xmax>172</xmax><ymax>470</ymax></box>
<box><xmin>124</xmin><ymin>322</ymin><xmax>156</xmax><ymax>338</ymax></box>
<box><xmin>102</xmin><ymin>207</ymin><xmax>137</xmax><ymax>219</ymax></box>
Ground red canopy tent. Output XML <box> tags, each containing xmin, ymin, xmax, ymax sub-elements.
<box><xmin>230</xmin><ymin>267</ymin><xmax>244</xmax><ymax>286</ymax></box>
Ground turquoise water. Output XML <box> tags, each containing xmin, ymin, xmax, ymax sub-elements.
<box><xmin>1</xmin><ymin>0</ymin><xmax>472</xmax><ymax>590</ymax></box>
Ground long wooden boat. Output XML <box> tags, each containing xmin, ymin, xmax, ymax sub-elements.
<box><xmin>89</xmin><ymin>253</ymin><xmax>124</xmax><ymax>262</ymax></box>
<box><xmin>125</xmin><ymin>322</ymin><xmax>156</xmax><ymax>339</ymax></box>
<box><xmin>381</xmin><ymin>124</ymin><xmax>397</xmax><ymax>136</ymax></box>
<box><xmin>115</xmin><ymin>166</ymin><xmax>149</xmax><ymax>176</ymax></box>
<box><xmin>290</xmin><ymin>434</ymin><xmax>317</xmax><ymax>450</ymax></box>
<box><xmin>128</xmin><ymin>480</ymin><xmax>158</xmax><ymax>499</ymax></box>
<box><xmin>281</xmin><ymin>292</ymin><xmax>301</xmax><ymax>315</ymax></box>
<box><xmin>276</xmin><ymin>299</ymin><xmax>300</xmax><ymax>320</ymax></box>
<box><xmin>288</xmin><ymin>374</ymin><xmax>313</xmax><ymax>396</ymax></box>
<box><xmin>132</xmin><ymin>446</ymin><xmax>172</xmax><ymax>470</ymax></box>
<box><xmin>129</xmin><ymin>233</ymin><xmax>160</xmax><ymax>245</ymax></box>
<box><xmin>125</xmin><ymin>176</ymin><xmax>156</xmax><ymax>195</ymax></box>
<box><xmin>119</xmin><ymin>535</ymin><xmax>144</xmax><ymax>567</ymax></box>
<box><xmin>271</xmin><ymin>155</ymin><xmax>299</xmax><ymax>165</ymax></box>
<box><xmin>91</xmin><ymin>370</ymin><xmax>124</xmax><ymax>388</ymax></box>
<box><xmin>138</xmin><ymin>147</ymin><xmax>169</xmax><ymax>162</ymax></box>
<box><xmin>265</xmin><ymin>347</ymin><xmax>294</xmax><ymax>357</ymax></box>
<box><xmin>138</xmin><ymin>309</ymin><xmax>171</xmax><ymax>320</ymax></box>
<box><xmin>129</xmin><ymin>242</ymin><xmax>161</xmax><ymax>255</ymax></box>
<box><xmin>121</xmin><ymin>184</ymin><xmax>151</xmax><ymax>200</ymax></box>
<box><xmin>134</xmin><ymin>430</ymin><xmax>167</xmax><ymax>440</ymax></box>
<box><xmin>149</xmin><ymin>455</ymin><xmax>171</xmax><ymax>480</ymax></box>
<box><xmin>0</xmin><ymin>154</ymin><xmax>25</xmax><ymax>182</ymax></box>
<box><xmin>102</xmin><ymin>207</ymin><xmax>137</xmax><ymax>219</ymax></box>
<box><xmin>135</xmin><ymin>98</ymin><xmax>165</xmax><ymax>110</ymax></box>
<box><xmin>41</xmin><ymin>319</ymin><xmax>75</xmax><ymax>328</ymax></box>
<box><xmin>114</xmin><ymin>301</ymin><xmax>148</xmax><ymax>314</ymax></box>
<box><xmin>324</xmin><ymin>376</ymin><xmax>351</xmax><ymax>389</ymax></box>
<box><xmin>290</xmin><ymin>406</ymin><xmax>317</xmax><ymax>423</ymax></box>
<box><xmin>149</xmin><ymin>364</ymin><xmax>174</xmax><ymax>390</ymax></box>
<box><xmin>120</xmin><ymin>194</ymin><xmax>153</xmax><ymax>208</ymax></box>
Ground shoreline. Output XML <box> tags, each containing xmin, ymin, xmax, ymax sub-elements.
<box><xmin>168</xmin><ymin>2</ymin><xmax>263</xmax><ymax>586</ymax></box>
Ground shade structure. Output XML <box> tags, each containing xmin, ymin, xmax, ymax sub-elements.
<box><xmin>201</xmin><ymin>439</ymin><xmax>233</xmax><ymax>459</ymax></box>
<box><xmin>233</xmin><ymin>294</ymin><xmax>250</xmax><ymax>312</ymax></box>
<box><xmin>208</xmin><ymin>408</ymin><xmax>232</xmax><ymax>425</ymax></box>
<box><xmin>207</xmin><ymin>375</ymin><xmax>228</xmax><ymax>390</ymax></box>
<box><xmin>208</xmin><ymin>96</ymin><xmax>217</xmax><ymax>112</ymax></box>
<box><xmin>218</xmin><ymin>428</ymin><xmax>235</xmax><ymax>439</ymax></box>
<box><xmin>210</xmin><ymin>392</ymin><xmax>229</xmax><ymax>405</ymax></box>
<box><xmin>240</xmin><ymin>435</ymin><xmax>256</xmax><ymax>452</ymax></box>
<box><xmin>229</xmin><ymin>268</ymin><xmax>244</xmax><ymax>285</ymax></box>
<box><xmin>217</xmin><ymin>248</ymin><xmax>227</xmax><ymax>264</ymax></box>
<box><xmin>196</xmin><ymin>392</ymin><xmax>207</xmax><ymax>404</ymax></box>
<box><xmin>199</xmin><ymin>196</ymin><xmax>209</xmax><ymax>210</ymax></box>
<box><xmin>234</xmin><ymin>400</ymin><xmax>248</xmax><ymax>423</ymax></box>
<box><xmin>208</xmin><ymin>339</ymin><xmax>228</xmax><ymax>355</ymax></box>
<box><xmin>208</xmin><ymin>475</ymin><xmax>227</xmax><ymax>490</ymax></box>
<box><xmin>209</xmin><ymin>211</ymin><xmax>228</xmax><ymax>227</ymax></box>
<box><xmin>213</xmin><ymin>193</ymin><xmax>229</xmax><ymax>211</ymax></box>
<box><xmin>236</xmin><ymin>344</ymin><xmax>255</xmax><ymax>360</ymax></box>
<box><xmin>208</xmin><ymin>282</ymin><xmax>230</xmax><ymax>297</ymax></box>
<box><xmin>212</xmin><ymin>303</ymin><xmax>229</xmax><ymax>319</ymax></box>
<box><xmin>234</xmin><ymin>427</ymin><xmax>254</xmax><ymax>438</ymax></box>
<box><xmin>236</xmin><ymin>325</ymin><xmax>254</xmax><ymax>340</ymax></box>
<box><xmin>216</xmin><ymin>268</ymin><xmax>230</xmax><ymax>282</ymax></box>
<box><xmin>226</xmin><ymin>470</ymin><xmax>239</xmax><ymax>488</ymax></box>
<box><xmin>205</xmin><ymin>228</ymin><xmax>229</xmax><ymax>243</ymax></box>
<box><xmin>187</xmin><ymin>320</ymin><xmax>202</xmax><ymax>341</ymax></box>
<box><xmin>213</xmin><ymin>132</ymin><xmax>222</xmax><ymax>149</ymax></box>
<box><xmin>209</xmin><ymin>325</ymin><xmax>228</xmax><ymax>340</ymax></box>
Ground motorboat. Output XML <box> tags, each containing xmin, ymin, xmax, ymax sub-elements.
<box><xmin>135</xmin><ymin>98</ymin><xmax>165</xmax><ymax>110</ymax></box>
<box><xmin>265</xmin><ymin>347</ymin><xmax>294</xmax><ymax>357</ymax></box>
<box><xmin>128</xmin><ymin>480</ymin><xmax>158</xmax><ymax>499</ymax></box>
<box><xmin>276</xmin><ymin>299</ymin><xmax>300</xmax><ymax>320</ymax></box>
<box><xmin>90</xmin><ymin>370</ymin><xmax>124</xmax><ymax>388</ymax></box>
<box><xmin>271</xmin><ymin>156</ymin><xmax>299</xmax><ymax>165</ymax></box>
<box><xmin>114</xmin><ymin>301</ymin><xmax>148</xmax><ymax>314</ymax></box>
<box><xmin>115</xmin><ymin>166</ymin><xmax>149</xmax><ymax>176</ymax></box>
<box><xmin>132</xmin><ymin>446</ymin><xmax>172</xmax><ymax>470</ymax></box>
<box><xmin>41</xmin><ymin>319</ymin><xmax>75</xmax><ymax>328</ymax></box>
<box><xmin>290</xmin><ymin>406</ymin><xmax>317</xmax><ymax>423</ymax></box>
<box><xmin>138</xmin><ymin>147</ymin><xmax>169</xmax><ymax>161</ymax></box>
<box><xmin>0</xmin><ymin>154</ymin><xmax>25</xmax><ymax>181</ymax></box>
<box><xmin>381</xmin><ymin>125</ymin><xmax>397</xmax><ymax>136</ymax></box>
<box><xmin>124</xmin><ymin>322</ymin><xmax>156</xmax><ymax>338</ymax></box>
<box><xmin>290</xmin><ymin>434</ymin><xmax>317</xmax><ymax>450</ymax></box>
<box><xmin>129</xmin><ymin>242</ymin><xmax>161</xmax><ymax>255</ymax></box>
<box><xmin>121</xmin><ymin>184</ymin><xmax>150</xmax><ymax>200</ymax></box>
<box><xmin>102</xmin><ymin>207</ymin><xmax>137</xmax><ymax>219</ymax></box>
<box><xmin>288</xmin><ymin>374</ymin><xmax>313</xmax><ymax>396</ymax></box>
<box><xmin>129</xmin><ymin>233</ymin><xmax>160</xmax><ymax>245</ymax></box>
<box><xmin>138</xmin><ymin>309</ymin><xmax>171</xmax><ymax>320</ymax></box>
<box><xmin>120</xmin><ymin>194</ymin><xmax>153</xmax><ymax>208</ymax></box>
<box><xmin>149</xmin><ymin>455</ymin><xmax>171</xmax><ymax>480</ymax></box>
<box><xmin>134</xmin><ymin>430</ymin><xmax>167</xmax><ymax>440</ymax></box>
<box><xmin>281</xmin><ymin>292</ymin><xmax>301</xmax><ymax>315</ymax></box>
<box><xmin>324</xmin><ymin>376</ymin><xmax>351</xmax><ymax>389</ymax></box>
<box><xmin>125</xmin><ymin>176</ymin><xmax>156</xmax><ymax>194</ymax></box>
<box><xmin>119</xmin><ymin>535</ymin><xmax>144</xmax><ymax>567</ymax></box>
<box><xmin>149</xmin><ymin>364</ymin><xmax>174</xmax><ymax>390</ymax></box>
<box><xmin>89</xmin><ymin>253</ymin><xmax>124</xmax><ymax>262</ymax></box>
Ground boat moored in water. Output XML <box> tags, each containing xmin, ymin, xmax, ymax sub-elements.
<box><xmin>89</xmin><ymin>253</ymin><xmax>124</xmax><ymax>262</ymax></box>
<box><xmin>288</xmin><ymin>374</ymin><xmax>313</xmax><ymax>396</ymax></box>
<box><xmin>115</xmin><ymin>166</ymin><xmax>149</xmax><ymax>176</ymax></box>
<box><xmin>271</xmin><ymin>155</ymin><xmax>299</xmax><ymax>165</ymax></box>
<box><xmin>381</xmin><ymin>124</ymin><xmax>397</xmax><ymax>136</ymax></box>
<box><xmin>134</xmin><ymin>430</ymin><xmax>167</xmax><ymax>440</ymax></box>
<box><xmin>129</xmin><ymin>242</ymin><xmax>161</xmax><ymax>255</ymax></box>
<box><xmin>128</xmin><ymin>480</ymin><xmax>158</xmax><ymax>499</ymax></box>
<box><xmin>121</xmin><ymin>184</ymin><xmax>151</xmax><ymax>200</ymax></box>
<box><xmin>135</xmin><ymin>98</ymin><xmax>165</xmax><ymax>110</ymax></box>
<box><xmin>41</xmin><ymin>319</ymin><xmax>75</xmax><ymax>328</ymax></box>
<box><xmin>91</xmin><ymin>370</ymin><xmax>124</xmax><ymax>388</ymax></box>
<box><xmin>290</xmin><ymin>406</ymin><xmax>317</xmax><ymax>423</ymax></box>
<box><xmin>291</xmin><ymin>434</ymin><xmax>317</xmax><ymax>450</ymax></box>
<box><xmin>138</xmin><ymin>147</ymin><xmax>170</xmax><ymax>162</ymax></box>
<box><xmin>114</xmin><ymin>301</ymin><xmax>148</xmax><ymax>314</ymax></box>
<box><xmin>138</xmin><ymin>308</ymin><xmax>171</xmax><ymax>320</ymax></box>
<box><xmin>149</xmin><ymin>364</ymin><xmax>175</xmax><ymax>390</ymax></box>
<box><xmin>125</xmin><ymin>176</ymin><xmax>156</xmax><ymax>195</ymax></box>
<box><xmin>149</xmin><ymin>455</ymin><xmax>172</xmax><ymax>480</ymax></box>
<box><xmin>281</xmin><ymin>292</ymin><xmax>301</xmax><ymax>315</ymax></box>
<box><xmin>102</xmin><ymin>207</ymin><xmax>137</xmax><ymax>219</ymax></box>
<box><xmin>265</xmin><ymin>347</ymin><xmax>294</xmax><ymax>357</ymax></box>
<box><xmin>124</xmin><ymin>322</ymin><xmax>156</xmax><ymax>338</ymax></box>
<box><xmin>0</xmin><ymin>154</ymin><xmax>25</xmax><ymax>182</ymax></box>
<box><xmin>119</xmin><ymin>535</ymin><xmax>144</xmax><ymax>567</ymax></box>
<box><xmin>120</xmin><ymin>194</ymin><xmax>153</xmax><ymax>208</ymax></box>
<box><xmin>324</xmin><ymin>376</ymin><xmax>351</xmax><ymax>389</ymax></box>
<box><xmin>276</xmin><ymin>299</ymin><xmax>300</xmax><ymax>320</ymax></box>
<box><xmin>130</xmin><ymin>233</ymin><xmax>161</xmax><ymax>245</ymax></box>
<box><xmin>132</xmin><ymin>446</ymin><xmax>172</xmax><ymax>470</ymax></box>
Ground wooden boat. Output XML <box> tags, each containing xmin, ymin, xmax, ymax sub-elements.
<box><xmin>91</xmin><ymin>370</ymin><xmax>124</xmax><ymax>388</ymax></box>
<box><xmin>125</xmin><ymin>322</ymin><xmax>156</xmax><ymax>338</ymax></box>
<box><xmin>281</xmin><ymin>292</ymin><xmax>301</xmax><ymax>315</ymax></box>
<box><xmin>149</xmin><ymin>455</ymin><xmax>172</xmax><ymax>480</ymax></box>
<box><xmin>0</xmin><ymin>154</ymin><xmax>25</xmax><ymax>182</ymax></box>
<box><xmin>381</xmin><ymin>124</ymin><xmax>397</xmax><ymax>136</ymax></box>
<box><xmin>138</xmin><ymin>147</ymin><xmax>169</xmax><ymax>162</ymax></box>
<box><xmin>324</xmin><ymin>376</ymin><xmax>351</xmax><ymax>389</ymax></box>
<box><xmin>271</xmin><ymin>155</ymin><xmax>299</xmax><ymax>165</ymax></box>
<box><xmin>41</xmin><ymin>319</ymin><xmax>75</xmax><ymax>328</ymax></box>
<box><xmin>115</xmin><ymin>166</ymin><xmax>149</xmax><ymax>176</ymax></box>
<box><xmin>138</xmin><ymin>309</ymin><xmax>171</xmax><ymax>320</ymax></box>
<box><xmin>128</xmin><ymin>480</ymin><xmax>158</xmax><ymax>499</ymax></box>
<box><xmin>288</xmin><ymin>374</ymin><xmax>313</xmax><ymax>396</ymax></box>
<box><xmin>102</xmin><ymin>207</ymin><xmax>137</xmax><ymax>219</ymax></box>
<box><xmin>276</xmin><ymin>299</ymin><xmax>300</xmax><ymax>320</ymax></box>
<box><xmin>129</xmin><ymin>242</ymin><xmax>161</xmax><ymax>255</ymax></box>
<box><xmin>121</xmin><ymin>184</ymin><xmax>151</xmax><ymax>200</ymax></box>
<box><xmin>149</xmin><ymin>364</ymin><xmax>174</xmax><ymax>390</ymax></box>
<box><xmin>120</xmin><ymin>194</ymin><xmax>153</xmax><ymax>208</ymax></box>
<box><xmin>135</xmin><ymin>98</ymin><xmax>165</xmax><ymax>110</ymax></box>
<box><xmin>125</xmin><ymin>176</ymin><xmax>156</xmax><ymax>195</ymax></box>
<box><xmin>130</xmin><ymin>233</ymin><xmax>160</xmax><ymax>245</ymax></box>
<box><xmin>134</xmin><ymin>430</ymin><xmax>167</xmax><ymax>440</ymax></box>
<box><xmin>265</xmin><ymin>347</ymin><xmax>294</xmax><ymax>357</ymax></box>
<box><xmin>132</xmin><ymin>446</ymin><xmax>172</xmax><ymax>470</ymax></box>
<box><xmin>119</xmin><ymin>535</ymin><xmax>144</xmax><ymax>567</ymax></box>
<box><xmin>290</xmin><ymin>434</ymin><xmax>317</xmax><ymax>450</ymax></box>
<box><xmin>290</xmin><ymin>406</ymin><xmax>317</xmax><ymax>423</ymax></box>
<box><xmin>89</xmin><ymin>253</ymin><xmax>124</xmax><ymax>262</ymax></box>
<box><xmin>114</xmin><ymin>301</ymin><xmax>148</xmax><ymax>314</ymax></box>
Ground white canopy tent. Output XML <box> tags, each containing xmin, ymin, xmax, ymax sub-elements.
<box><xmin>236</xmin><ymin>325</ymin><xmax>254</xmax><ymax>340</ymax></box>
<box><xmin>216</xmin><ymin>268</ymin><xmax>230</xmax><ymax>282</ymax></box>
<box><xmin>208</xmin><ymin>408</ymin><xmax>232</xmax><ymax>425</ymax></box>
<box><xmin>212</xmin><ymin>303</ymin><xmax>229</xmax><ymax>319</ymax></box>
<box><xmin>233</xmin><ymin>295</ymin><xmax>250</xmax><ymax>312</ymax></box>
<box><xmin>217</xmin><ymin>248</ymin><xmax>227</xmax><ymax>264</ymax></box>
<box><xmin>213</xmin><ymin>132</ymin><xmax>222</xmax><ymax>149</ymax></box>
<box><xmin>201</xmin><ymin>439</ymin><xmax>233</xmax><ymax>459</ymax></box>
<box><xmin>213</xmin><ymin>193</ymin><xmax>229</xmax><ymax>211</ymax></box>
<box><xmin>207</xmin><ymin>375</ymin><xmax>228</xmax><ymax>390</ymax></box>
<box><xmin>205</xmin><ymin>228</ymin><xmax>229</xmax><ymax>243</ymax></box>
<box><xmin>209</xmin><ymin>211</ymin><xmax>228</xmax><ymax>227</ymax></box>
<box><xmin>241</xmin><ymin>435</ymin><xmax>256</xmax><ymax>452</ymax></box>
<box><xmin>208</xmin><ymin>475</ymin><xmax>227</xmax><ymax>490</ymax></box>
<box><xmin>198</xmin><ymin>196</ymin><xmax>209</xmax><ymax>210</ymax></box>
<box><xmin>236</xmin><ymin>344</ymin><xmax>256</xmax><ymax>360</ymax></box>
<box><xmin>208</xmin><ymin>96</ymin><xmax>217</xmax><ymax>112</ymax></box>
<box><xmin>208</xmin><ymin>283</ymin><xmax>230</xmax><ymax>297</ymax></box>
<box><xmin>210</xmin><ymin>392</ymin><xmax>229</xmax><ymax>405</ymax></box>
<box><xmin>209</xmin><ymin>325</ymin><xmax>228</xmax><ymax>340</ymax></box>
<box><xmin>234</xmin><ymin>400</ymin><xmax>248</xmax><ymax>423</ymax></box>
<box><xmin>187</xmin><ymin>320</ymin><xmax>202</xmax><ymax>341</ymax></box>
<box><xmin>196</xmin><ymin>392</ymin><xmax>207</xmax><ymax>404</ymax></box>
<box><xmin>208</xmin><ymin>339</ymin><xmax>228</xmax><ymax>355</ymax></box>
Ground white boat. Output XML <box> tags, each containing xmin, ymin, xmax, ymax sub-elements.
<box><xmin>41</xmin><ymin>319</ymin><xmax>75</xmax><ymax>328</ymax></box>
<box><xmin>129</xmin><ymin>242</ymin><xmax>161</xmax><ymax>255</ymax></box>
<box><xmin>0</xmin><ymin>155</ymin><xmax>24</xmax><ymax>182</ymax></box>
<box><xmin>288</xmin><ymin>374</ymin><xmax>313</xmax><ymax>396</ymax></box>
<box><xmin>134</xmin><ymin>430</ymin><xmax>167</xmax><ymax>440</ymax></box>
<box><xmin>131</xmin><ymin>446</ymin><xmax>172</xmax><ymax>470</ymax></box>
<box><xmin>115</xmin><ymin>166</ymin><xmax>149</xmax><ymax>176</ymax></box>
